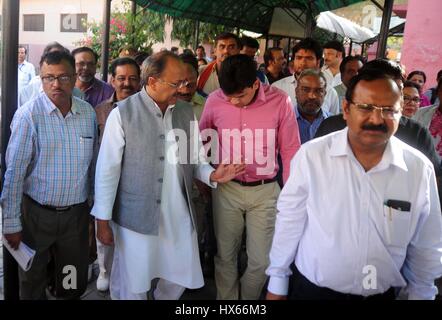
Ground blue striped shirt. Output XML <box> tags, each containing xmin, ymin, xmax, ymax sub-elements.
<box><xmin>1</xmin><ymin>92</ymin><xmax>97</xmax><ymax>233</ymax></box>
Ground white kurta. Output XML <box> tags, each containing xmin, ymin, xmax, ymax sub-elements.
<box><xmin>92</xmin><ymin>99</ymin><xmax>215</xmax><ymax>297</ymax></box>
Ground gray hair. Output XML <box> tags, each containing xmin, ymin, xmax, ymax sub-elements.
<box><xmin>297</xmin><ymin>69</ymin><xmax>327</xmax><ymax>89</ymax></box>
<box><xmin>141</xmin><ymin>51</ymin><xmax>180</xmax><ymax>85</ymax></box>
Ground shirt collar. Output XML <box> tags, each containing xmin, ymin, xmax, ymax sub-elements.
<box><xmin>329</xmin><ymin>127</ymin><xmax>408</xmax><ymax>172</ymax></box>
<box><xmin>141</xmin><ymin>87</ymin><xmax>176</xmax><ymax>112</ymax></box>
<box><xmin>295</xmin><ymin>106</ymin><xmax>327</xmax><ymax>122</ymax></box>
<box><xmin>42</xmin><ymin>92</ymin><xmax>79</xmax><ymax>115</ymax></box>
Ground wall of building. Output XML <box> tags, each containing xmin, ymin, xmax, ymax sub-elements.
<box><xmin>0</xmin><ymin>0</ymin><xmax>126</xmax><ymax>69</ymax></box>
<box><xmin>401</xmin><ymin>0</ymin><xmax>442</xmax><ymax>90</ymax></box>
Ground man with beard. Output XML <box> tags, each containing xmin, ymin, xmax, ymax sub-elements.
<box><xmin>197</xmin><ymin>33</ymin><xmax>241</xmax><ymax>97</ymax></box>
<box><xmin>92</xmin><ymin>51</ymin><xmax>244</xmax><ymax>300</ymax></box>
<box><xmin>266</xmin><ymin>68</ymin><xmax>442</xmax><ymax>300</ymax></box>
<box><xmin>272</xmin><ymin>38</ymin><xmax>339</xmax><ymax>115</ymax></box>
<box><xmin>72</xmin><ymin>47</ymin><xmax>114</xmax><ymax>107</ymax></box>
<box><xmin>1</xmin><ymin>51</ymin><xmax>96</xmax><ymax>299</ymax></box>
<box><xmin>93</xmin><ymin>57</ymin><xmax>141</xmax><ymax>291</ymax></box>
<box><xmin>294</xmin><ymin>69</ymin><xmax>330</xmax><ymax>143</ymax></box>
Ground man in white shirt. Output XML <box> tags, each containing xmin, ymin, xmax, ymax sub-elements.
<box><xmin>266</xmin><ymin>68</ymin><xmax>442</xmax><ymax>300</ymax></box>
<box><xmin>18</xmin><ymin>42</ymin><xmax>85</xmax><ymax>107</ymax></box>
<box><xmin>321</xmin><ymin>40</ymin><xmax>345</xmax><ymax>88</ymax></box>
<box><xmin>18</xmin><ymin>45</ymin><xmax>36</xmax><ymax>93</ymax></box>
<box><xmin>272</xmin><ymin>38</ymin><xmax>340</xmax><ymax>115</ymax></box>
<box><xmin>92</xmin><ymin>51</ymin><xmax>244</xmax><ymax>300</ymax></box>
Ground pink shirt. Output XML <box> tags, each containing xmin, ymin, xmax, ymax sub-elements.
<box><xmin>199</xmin><ymin>84</ymin><xmax>301</xmax><ymax>184</ymax></box>
<box><xmin>429</xmin><ymin>108</ymin><xmax>442</xmax><ymax>158</ymax></box>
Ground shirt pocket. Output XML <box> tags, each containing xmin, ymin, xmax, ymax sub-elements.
<box><xmin>382</xmin><ymin>205</ymin><xmax>412</xmax><ymax>248</ymax></box>
<box><xmin>79</xmin><ymin>135</ymin><xmax>94</xmax><ymax>165</ymax></box>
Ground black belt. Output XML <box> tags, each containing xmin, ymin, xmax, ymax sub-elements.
<box><xmin>232</xmin><ymin>177</ymin><xmax>277</xmax><ymax>187</ymax></box>
<box><xmin>26</xmin><ymin>195</ymin><xmax>86</xmax><ymax>212</ymax></box>
<box><xmin>290</xmin><ymin>265</ymin><xmax>396</xmax><ymax>300</ymax></box>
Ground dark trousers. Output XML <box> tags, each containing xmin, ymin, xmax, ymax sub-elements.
<box><xmin>289</xmin><ymin>265</ymin><xmax>396</xmax><ymax>300</ymax></box>
<box><xmin>19</xmin><ymin>195</ymin><xmax>89</xmax><ymax>300</ymax></box>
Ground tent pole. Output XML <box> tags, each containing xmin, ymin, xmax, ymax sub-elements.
<box><xmin>131</xmin><ymin>0</ymin><xmax>137</xmax><ymax>47</ymax></box>
<box><xmin>194</xmin><ymin>20</ymin><xmax>200</xmax><ymax>51</ymax></box>
<box><xmin>100</xmin><ymin>0</ymin><xmax>112</xmax><ymax>82</ymax></box>
<box><xmin>1</xmin><ymin>0</ymin><xmax>20</xmax><ymax>301</ymax></box>
<box><xmin>376</xmin><ymin>0</ymin><xmax>393</xmax><ymax>59</ymax></box>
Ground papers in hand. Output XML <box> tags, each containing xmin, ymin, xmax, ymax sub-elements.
<box><xmin>3</xmin><ymin>239</ymin><xmax>36</xmax><ymax>271</ymax></box>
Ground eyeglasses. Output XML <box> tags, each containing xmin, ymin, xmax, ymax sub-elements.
<box><xmin>349</xmin><ymin>101</ymin><xmax>401</xmax><ymax>120</ymax></box>
<box><xmin>114</xmin><ymin>76</ymin><xmax>140</xmax><ymax>83</ymax></box>
<box><xmin>156</xmin><ymin>78</ymin><xmax>188</xmax><ymax>89</ymax></box>
<box><xmin>298</xmin><ymin>86</ymin><xmax>326</xmax><ymax>96</ymax></box>
<box><xmin>41</xmin><ymin>75</ymin><xmax>73</xmax><ymax>84</ymax></box>
<box><xmin>403</xmin><ymin>95</ymin><xmax>421</xmax><ymax>104</ymax></box>
<box><xmin>76</xmin><ymin>61</ymin><xmax>96</xmax><ymax>68</ymax></box>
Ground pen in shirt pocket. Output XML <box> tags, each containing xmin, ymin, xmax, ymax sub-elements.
<box><xmin>80</xmin><ymin>135</ymin><xmax>93</xmax><ymax>142</ymax></box>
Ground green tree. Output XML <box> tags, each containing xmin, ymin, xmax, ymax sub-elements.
<box><xmin>171</xmin><ymin>18</ymin><xmax>235</xmax><ymax>48</ymax></box>
<box><xmin>76</xmin><ymin>0</ymin><xmax>166</xmax><ymax>62</ymax></box>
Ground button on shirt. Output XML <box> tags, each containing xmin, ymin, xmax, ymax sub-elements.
<box><xmin>295</xmin><ymin>107</ymin><xmax>331</xmax><ymax>144</ymax></box>
<box><xmin>1</xmin><ymin>92</ymin><xmax>97</xmax><ymax>234</ymax></box>
<box><xmin>199</xmin><ymin>84</ymin><xmax>301</xmax><ymax>184</ymax></box>
<box><xmin>272</xmin><ymin>75</ymin><xmax>340</xmax><ymax>115</ymax></box>
<box><xmin>266</xmin><ymin>128</ymin><xmax>442</xmax><ymax>299</ymax></box>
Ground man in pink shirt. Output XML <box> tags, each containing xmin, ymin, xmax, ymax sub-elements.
<box><xmin>199</xmin><ymin>54</ymin><xmax>301</xmax><ymax>300</ymax></box>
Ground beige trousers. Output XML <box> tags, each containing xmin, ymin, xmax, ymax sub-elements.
<box><xmin>212</xmin><ymin>181</ymin><xmax>280</xmax><ymax>300</ymax></box>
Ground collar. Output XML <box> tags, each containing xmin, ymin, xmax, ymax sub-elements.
<box><xmin>295</xmin><ymin>106</ymin><xmax>327</xmax><ymax>122</ymax></box>
<box><xmin>42</xmin><ymin>92</ymin><xmax>79</xmax><ymax>115</ymax></box>
<box><xmin>83</xmin><ymin>78</ymin><xmax>99</xmax><ymax>93</ymax></box>
<box><xmin>329</xmin><ymin>128</ymin><xmax>408</xmax><ymax>172</ymax></box>
<box><xmin>141</xmin><ymin>87</ymin><xmax>176</xmax><ymax>113</ymax></box>
<box><xmin>191</xmin><ymin>92</ymin><xmax>206</xmax><ymax>106</ymax></box>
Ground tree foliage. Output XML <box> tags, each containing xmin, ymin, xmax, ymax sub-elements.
<box><xmin>171</xmin><ymin>18</ymin><xmax>235</xmax><ymax>48</ymax></box>
<box><xmin>76</xmin><ymin>0</ymin><xmax>166</xmax><ymax>61</ymax></box>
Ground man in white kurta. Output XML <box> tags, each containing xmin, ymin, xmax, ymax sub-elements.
<box><xmin>91</xmin><ymin>51</ymin><xmax>243</xmax><ymax>300</ymax></box>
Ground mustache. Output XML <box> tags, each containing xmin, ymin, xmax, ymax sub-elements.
<box><xmin>361</xmin><ymin>123</ymin><xmax>388</xmax><ymax>132</ymax></box>
<box><xmin>121</xmin><ymin>86</ymin><xmax>134</xmax><ymax>91</ymax></box>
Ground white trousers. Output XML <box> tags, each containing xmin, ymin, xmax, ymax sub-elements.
<box><xmin>110</xmin><ymin>245</ymin><xmax>185</xmax><ymax>300</ymax></box>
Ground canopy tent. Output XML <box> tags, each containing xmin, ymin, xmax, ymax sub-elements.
<box><xmin>134</xmin><ymin>0</ymin><xmax>366</xmax><ymax>37</ymax></box>
<box><xmin>316</xmin><ymin>10</ymin><xmax>375</xmax><ymax>43</ymax></box>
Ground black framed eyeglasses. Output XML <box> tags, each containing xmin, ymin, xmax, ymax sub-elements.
<box><xmin>41</xmin><ymin>75</ymin><xmax>73</xmax><ymax>84</ymax></box>
<box><xmin>349</xmin><ymin>101</ymin><xmax>401</xmax><ymax>120</ymax></box>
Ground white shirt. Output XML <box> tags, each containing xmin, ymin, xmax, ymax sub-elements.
<box><xmin>266</xmin><ymin>128</ymin><xmax>442</xmax><ymax>300</ymax></box>
<box><xmin>272</xmin><ymin>75</ymin><xmax>340</xmax><ymax>115</ymax></box>
<box><xmin>91</xmin><ymin>99</ymin><xmax>215</xmax><ymax>293</ymax></box>
<box><xmin>322</xmin><ymin>66</ymin><xmax>342</xmax><ymax>88</ymax></box>
<box><xmin>18</xmin><ymin>60</ymin><xmax>36</xmax><ymax>92</ymax></box>
<box><xmin>18</xmin><ymin>76</ymin><xmax>85</xmax><ymax>107</ymax></box>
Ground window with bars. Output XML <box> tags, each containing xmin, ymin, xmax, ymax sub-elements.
<box><xmin>23</xmin><ymin>14</ymin><xmax>45</xmax><ymax>32</ymax></box>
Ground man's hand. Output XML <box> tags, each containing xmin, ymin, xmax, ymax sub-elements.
<box><xmin>96</xmin><ymin>219</ymin><xmax>114</xmax><ymax>246</ymax></box>
<box><xmin>266</xmin><ymin>291</ymin><xmax>287</xmax><ymax>300</ymax></box>
<box><xmin>210</xmin><ymin>163</ymin><xmax>246</xmax><ymax>184</ymax></box>
<box><xmin>3</xmin><ymin>232</ymin><xmax>22</xmax><ymax>250</ymax></box>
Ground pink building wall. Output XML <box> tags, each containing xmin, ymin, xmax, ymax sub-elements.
<box><xmin>401</xmin><ymin>0</ymin><xmax>442</xmax><ymax>90</ymax></box>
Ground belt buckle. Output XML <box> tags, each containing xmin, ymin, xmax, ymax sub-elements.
<box><xmin>55</xmin><ymin>206</ymin><xmax>70</xmax><ymax>211</ymax></box>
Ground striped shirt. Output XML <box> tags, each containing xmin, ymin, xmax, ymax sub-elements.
<box><xmin>1</xmin><ymin>92</ymin><xmax>97</xmax><ymax>234</ymax></box>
